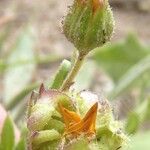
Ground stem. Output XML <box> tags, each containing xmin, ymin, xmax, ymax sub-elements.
<box><xmin>60</xmin><ymin>52</ymin><xmax>86</xmax><ymax>91</ymax></box>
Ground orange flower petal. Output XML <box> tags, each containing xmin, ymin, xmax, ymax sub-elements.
<box><xmin>59</xmin><ymin>102</ymin><xmax>98</xmax><ymax>138</ymax></box>
<box><xmin>92</xmin><ymin>0</ymin><xmax>104</xmax><ymax>12</ymax></box>
<box><xmin>67</xmin><ymin>103</ymin><xmax>98</xmax><ymax>134</ymax></box>
<box><xmin>59</xmin><ymin>104</ymin><xmax>81</xmax><ymax>128</ymax></box>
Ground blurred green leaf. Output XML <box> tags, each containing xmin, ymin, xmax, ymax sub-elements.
<box><xmin>0</xmin><ymin>54</ymin><xmax>61</xmax><ymax>73</ymax></box>
<box><xmin>0</xmin><ymin>59</ymin><xmax>6</xmax><ymax>73</ymax></box>
<box><xmin>1</xmin><ymin>116</ymin><xmax>15</xmax><ymax>150</ymax></box>
<box><xmin>125</xmin><ymin>112</ymin><xmax>140</xmax><ymax>134</ymax></box>
<box><xmin>126</xmin><ymin>98</ymin><xmax>150</xmax><ymax>134</ymax></box>
<box><xmin>74</xmin><ymin>61</ymin><xmax>96</xmax><ymax>91</ymax></box>
<box><xmin>145</xmin><ymin>97</ymin><xmax>150</xmax><ymax>120</ymax></box>
<box><xmin>130</xmin><ymin>132</ymin><xmax>150</xmax><ymax>150</ymax></box>
<box><xmin>109</xmin><ymin>55</ymin><xmax>150</xmax><ymax>99</ymax></box>
<box><xmin>50</xmin><ymin>59</ymin><xmax>71</xmax><ymax>89</ymax></box>
<box><xmin>136</xmin><ymin>98</ymin><xmax>150</xmax><ymax>122</ymax></box>
<box><xmin>15</xmin><ymin>138</ymin><xmax>26</xmax><ymax>150</ymax></box>
<box><xmin>94</xmin><ymin>34</ymin><xmax>150</xmax><ymax>83</ymax></box>
<box><xmin>6</xmin><ymin>82</ymin><xmax>39</xmax><ymax>110</ymax></box>
<box><xmin>3</xmin><ymin>27</ymin><xmax>36</xmax><ymax>104</ymax></box>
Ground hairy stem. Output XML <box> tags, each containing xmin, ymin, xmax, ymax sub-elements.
<box><xmin>60</xmin><ymin>52</ymin><xmax>86</xmax><ymax>91</ymax></box>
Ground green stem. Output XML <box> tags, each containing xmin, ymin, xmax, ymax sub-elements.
<box><xmin>60</xmin><ymin>52</ymin><xmax>86</xmax><ymax>91</ymax></box>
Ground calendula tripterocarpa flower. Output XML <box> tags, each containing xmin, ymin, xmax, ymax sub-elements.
<box><xmin>59</xmin><ymin>102</ymin><xmax>98</xmax><ymax>138</ymax></box>
<box><xmin>27</xmin><ymin>84</ymin><xmax>128</xmax><ymax>149</ymax></box>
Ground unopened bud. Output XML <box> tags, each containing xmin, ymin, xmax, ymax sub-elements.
<box><xmin>27</xmin><ymin>84</ymin><xmax>75</xmax><ymax>131</ymax></box>
<box><xmin>63</xmin><ymin>0</ymin><xmax>114</xmax><ymax>55</ymax></box>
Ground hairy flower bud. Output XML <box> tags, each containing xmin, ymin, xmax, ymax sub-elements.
<box><xmin>27</xmin><ymin>84</ymin><xmax>75</xmax><ymax>132</ymax></box>
<box><xmin>63</xmin><ymin>0</ymin><xmax>114</xmax><ymax>54</ymax></box>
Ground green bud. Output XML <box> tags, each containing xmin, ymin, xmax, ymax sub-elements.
<box><xmin>45</xmin><ymin>119</ymin><xmax>65</xmax><ymax>134</ymax></box>
<box><xmin>27</xmin><ymin>103</ymin><xmax>54</xmax><ymax>131</ymax></box>
<box><xmin>65</xmin><ymin>138</ymin><xmax>90</xmax><ymax>150</ymax></box>
<box><xmin>63</xmin><ymin>0</ymin><xmax>114</xmax><ymax>54</ymax></box>
<box><xmin>32</xmin><ymin>129</ymin><xmax>60</xmax><ymax>146</ymax></box>
<box><xmin>27</xmin><ymin>84</ymin><xmax>75</xmax><ymax>132</ymax></box>
<box><xmin>27</xmin><ymin>84</ymin><xmax>76</xmax><ymax>149</ymax></box>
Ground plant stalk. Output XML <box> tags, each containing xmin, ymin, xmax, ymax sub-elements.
<box><xmin>60</xmin><ymin>52</ymin><xmax>86</xmax><ymax>91</ymax></box>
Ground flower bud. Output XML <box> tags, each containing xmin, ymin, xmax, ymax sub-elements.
<box><xmin>27</xmin><ymin>84</ymin><xmax>75</xmax><ymax>132</ymax></box>
<box><xmin>63</xmin><ymin>0</ymin><xmax>114</xmax><ymax>54</ymax></box>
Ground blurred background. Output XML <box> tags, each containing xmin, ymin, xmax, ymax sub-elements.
<box><xmin>0</xmin><ymin>0</ymin><xmax>150</xmax><ymax>149</ymax></box>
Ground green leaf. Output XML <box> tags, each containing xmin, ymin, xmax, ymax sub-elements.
<box><xmin>125</xmin><ymin>98</ymin><xmax>150</xmax><ymax>134</ymax></box>
<box><xmin>6</xmin><ymin>82</ymin><xmax>39</xmax><ymax>110</ymax></box>
<box><xmin>15</xmin><ymin>138</ymin><xmax>26</xmax><ymax>150</ymax></box>
<box><xmin>0</xmin><ymin>54</ymin><xmax>60</xmax><ymax>74</ymax></box>
<box><xmin>130</xmin><ymin>132</ymin><xmax>150</xmax><ymax>150</ymax></box>
<box><xmin>3</xmin><ymin>27</ymin><xmax>36</xmax><ymax>104</ymax></box>
<box><xmin>1</xmin><ymin>116</ymin><xmax>15</xmax><ymax>150</ymax></box>
<box><xmin>74</xmin><ymin>61</ymin><xmax>96</xmax><ymax>91</ymax></box>
<box><xmin>125</xmin><ymin>112</ymin><xmax>140</xmax><ymax>134</ymax></box>
<box><xmin>0</xmin><ymin>59</ymin><xmax>6</xmax><ymax>73</ymax></box>
<box><xmin>109</xmin><ymin>55</ymin><xmax>150</xmax><ymax>99</ymax></box>
<box><xmin>50</xmin><ymin>59</ymin><xmax>71</xmax><ymax>89</ymax></box>
<box><xmin>94</xmin><ymin>34</ymin><xmax>150</xmax><ymax>83</ymax></box>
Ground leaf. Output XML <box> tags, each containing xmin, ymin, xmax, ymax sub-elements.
<box><xmin>109</xmin><ymin>55</ymin><xmax>150</xmax><ymax>99</ymax></box>
<box><xmin>125</xmin><ymin>98</ymin><xmax>150</xmax><ymax>134</ymax></box>
<box><xmin>0</xmin><ymin>59</ymin><xmax>6</xmax><ymax>73</ymax></box>
<box><xmin>3</xmin><ymin>27</ymin><xmax>36</xmax><ymax>104</ymax></box>
<box><xmin>15</xmin><ymin>138</ymin><xmax>26</xmax><ymax>150</ymax></box>
<box><xmin>74</xmin><ymin>61</ymin><xmax>96</xmax><ymax>91</ymax></box>
<box><xmin>94</xmin><ymin>34</ymin><xmax>150</xmax><ymax>83</ymax></box>
<box><xmin>50</xmin><ymin>59</ymin><xmax>71</xmax><ymax>89</ymax></box>
<box><xmin>1</xmin><ymin>116</ymin><xmax>15</xmax><ymax>150</ymax></box>
<box><xmin>130</xmin><ymin>132</ymin><xmax>150</xmax><ymax>150</ymax></box>
<box><xmin>6</xmin><ymin>82</ymin><xmax>40</xmax><ymax>110</ymax></box>
<box><xmin>125</xmin><ymin>112</ymin><xmax>140</xmax><ymax>134</ymax></box>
